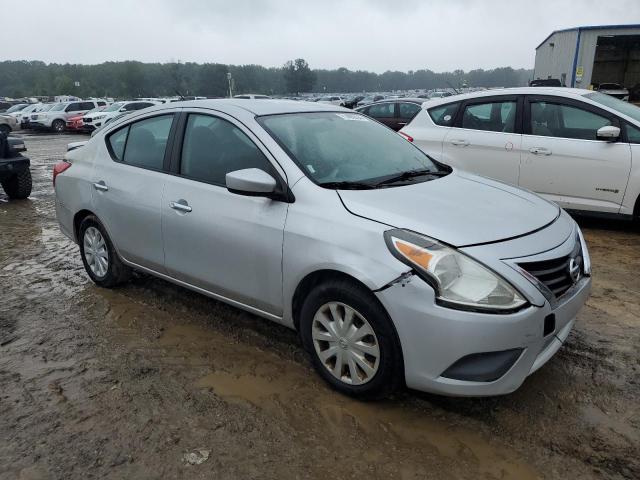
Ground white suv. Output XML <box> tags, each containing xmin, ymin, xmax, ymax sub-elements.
<box><xmin>401</xmin><ymin>87</ymin><xmax>640</xmax><ymax>220</ymax></box>
<box><xmin>32</xmin><ymin>100</ymin><xmax>106</xmax><ymax>132</ymax></box>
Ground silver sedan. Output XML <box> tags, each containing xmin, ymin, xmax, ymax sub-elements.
<box><xmin>54</xmin><ymin>99</ymin><xmax>591</xmax><ymax>398</ymax></box>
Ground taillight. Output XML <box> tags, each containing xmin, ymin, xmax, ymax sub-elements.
<box><xmin>53</xmin><ymin>161</ymin><xmax>72</xmax><ymax>187</ymax></box>
<box><xmin>398</xmin><ymin>131</ymin><xmax>413</xmax><ymax>142</ymax></box>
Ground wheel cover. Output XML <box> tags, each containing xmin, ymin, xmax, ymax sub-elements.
<box><xmin>83</xmin><ymin>226</ymin><xmax>109</xmax><ymax>278</ymax></box>
<box><xmin>312</xmin><ymin>302</ymin><xmax>380</xmax><ymax>385</ymax></box>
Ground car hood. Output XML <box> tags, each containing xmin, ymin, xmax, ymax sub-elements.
<box><xmin>338</xmin><ymin>170</ymin><xmax>560</xmax><ymax>247</ymax></box>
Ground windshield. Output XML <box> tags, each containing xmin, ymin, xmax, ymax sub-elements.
<box><xmin>51</xmin><ymin>103</ymin><xmax>66</xmax><ymax>111</ymax></box>
<box><xmin>259</xmin><ymin>112</ymin><xmax>442</xmax><ymax>186</ymax></box>
<box><xmin>6</xmin><ymin>104</ymin><xmax>28</xmax><ymax>113</ymax></box>
<box><xmin>104</xmin><ymin>102</ymin><xmax>125</xmax><ymax>112</ymax></box>
<box><xmin>38</xmin><ymin>104</ymin><xmax>54</xmax><ymax>112</ymax></box>
<box><xmin>585</xmin><ymin>92</ymin><xmax>640</xmax><ymax>123</ymax></box>
<box><xmin>85</xmin><ymin>107</ymin><xmax>103</xmax><ymax>115</ymax></box>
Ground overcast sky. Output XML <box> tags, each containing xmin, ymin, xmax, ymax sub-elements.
<box><xmin>4</xmin><ymin>0</ymin><xmax>639</xmax><ymax>72</ymax></box>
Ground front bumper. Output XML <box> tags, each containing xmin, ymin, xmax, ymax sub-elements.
<box><xmin>376</xmin><ymin>273</ymin><xmax>590</xmax><ymax>396</ymax></box>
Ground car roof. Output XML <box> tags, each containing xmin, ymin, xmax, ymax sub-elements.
<box><xmin>147</xmin><ymin>99</ymin><xmax>347</xmax><ymax>116</ymax></box>
<box><xmin>420</xmin><ymin>87</ymin><xmax>593</xmax><ymax>108</ymax></box>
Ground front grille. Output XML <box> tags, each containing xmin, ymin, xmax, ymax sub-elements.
<box><xmin>519</xmin><ymin>244</ymin><xmax>583</xmax><ymax>299</ymax></box>
<box><xmin>84</xmin><ymin>117</ymin><xmax>92</xmax><ymax>123</ymax></box>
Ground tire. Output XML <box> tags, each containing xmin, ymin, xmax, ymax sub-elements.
<box><xmin>0</xmin><ymin>124</ymin><xmax>10</xmax><ymax>136</ymax></box>
<box><xmin>1</xmin><ymin>168</ymin><xmax>32</xmax><ymax>199</ymax></box>
<box><xmin>52</xmin><ymin>119</ymin><xmax>65</xmax><ymax>133</ymax></box>
<box><xmin>78</xmin><ymin>215</ymin><xmax>131</xmax><ymax>288</ymax></box>
<box><xmin>299</xmin><ymin>279</ymin><xmax>404</xmax><ymax>399</ymax></box>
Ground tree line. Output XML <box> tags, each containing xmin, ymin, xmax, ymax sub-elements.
<box><xmin>0</xmin><ymin>59</ymin><xmax>532</xmax><ymax>99</ymax></box>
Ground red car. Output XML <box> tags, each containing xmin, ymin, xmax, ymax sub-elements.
<box><xmin>65</xmin><ymin>106</ymin><xmax>105</xmax><ymax>132</ymax></box>
<box><xmin>65</xmin><ymin>114</ymin><xmax>85</xmax><ymax>132</ymax></box>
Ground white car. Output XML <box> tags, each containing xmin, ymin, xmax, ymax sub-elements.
<box><xmin>32</xmin><ymin>100</ymin><xmax>106</xmax><ymax>132</ymax></box>
<box><xmin>3</xmin><ymin>103</ymin><xmax>30</xmax><ymax>120</ymax></box>
<box><xmin>317</xmin><ymin>96</ymin><xmax>346</xmax><ymax>106</ymax></box>
<box><xmin>19</xmin><ymin>103</ymin><xmax>43</xmax><ymax>128</ymax></box>
<box><xmin>401</xmin><ymin>87</ymin><xmax>640</xmax><ymax>220</ymax></box>
<box><xmin>82</xmin><ymin>101</ymin><xmax>158</xmax><ymax>131</ymax></box>
<box><xmin>597</xmin><ymin>83</ymin><xmax>629</xmax><ymax>101</ymax></box>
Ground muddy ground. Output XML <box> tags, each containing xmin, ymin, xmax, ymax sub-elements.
<box><xmin>0</xmin><ymin>133</ymin><xmax>638</xmax><ymax>480</ymax></box>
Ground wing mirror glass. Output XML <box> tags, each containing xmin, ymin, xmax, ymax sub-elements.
<box><xmin>226</xmin><ymin>168</ymin><xmax>278</xmax><ymax>198</ymax></box>
<box><xmin>596</xmin><ymin>125</ymin><xmax>620</xmax><ymax>141</ymax></box>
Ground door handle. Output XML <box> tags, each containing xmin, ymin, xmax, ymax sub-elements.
<box><xmin>529</xmin><ymin>147</ymin><xmax>552</xmax><ymax>156</ymax></box>
<box><xmin>450</xmin><ymin>139</ymin><xmax>470</xmax><ymax>147</ymax></box>
<box><xmin>169</xmin><ymin>200</ymin><xmax>192</xmax><ymax>213</ymax></box>
<box><xmin>397</xmin><ymin>122</ymin><xmax>407</xmax><ymax>126</ymax></box>
<box><xmin>93</xmin><ymin>181</ymin><xmax>108</xmax><ymax>191</ymax></box>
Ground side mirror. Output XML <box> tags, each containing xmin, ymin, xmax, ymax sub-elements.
<box><xmin>119</xmin><ymin>107</ymin><xmax>126</xmax><ymax>112</ymax></box>
<box><xmin>226</xmin><ymin>168</ymin><xmax>277</xmax><ymax>198</ymax></box>
<box><xmin>596</xmin><ymin>125</ymin><xmax>620</xmax><ymax>141</ymax></box>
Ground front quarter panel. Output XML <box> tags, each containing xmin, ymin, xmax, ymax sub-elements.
<box><xmin>282</xmin><ymin>177</ymin><xmax>409</xmax><ymax>327</ymax></box>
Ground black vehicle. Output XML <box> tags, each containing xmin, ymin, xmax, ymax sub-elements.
<box><xmin>0</xmin><ymin>132</ymin><xmax>32</xmax><ymax>199</ymax></box>
<box><xmin>355</xmin><ymin>98</ymin><xmax>425</xmax><ymax>131</ymax></box>
<box><xmin>343</xmin><ymin>95</ymin><xmax>365</xmax><ymax>109</ymax></box>
<box><xmin>529</xmin><ymin>78</ymin><xmax>563</xmax><ymax>87</ymax></box>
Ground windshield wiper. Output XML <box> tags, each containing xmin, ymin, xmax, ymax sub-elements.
<box><xmin>318</xmin><ymin>181</ymin><xmax>377</xmax><ymax>190</ymax></box>
<box><xmin>374</xmin><ymin>169</ymin><xmax>448</xmax><ymax>186</ymax></box>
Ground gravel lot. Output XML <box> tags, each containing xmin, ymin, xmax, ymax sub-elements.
<box><xmin>1</xmin><ymin>133</ymin><xmax>639</xmax><ymax>480</ymax></box>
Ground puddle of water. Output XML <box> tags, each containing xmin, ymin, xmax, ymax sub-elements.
<box><xmin>196</xmin><ymin>371</ymin><xmax>291</xmax><ymax>405</ymax></box>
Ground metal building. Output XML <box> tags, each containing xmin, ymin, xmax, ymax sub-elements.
<box><xmin>533</xmin><ymin>24</ymin><xmax>640</xmax><ymax>88</ymax></box>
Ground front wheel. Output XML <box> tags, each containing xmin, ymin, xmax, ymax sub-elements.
<box><xmin>299</xmin><ymin>279</ymin><xmax>404</xmax><ymax>399</ymax></box>
<box><xmin>0</xmin><ymin>124</ymin><xmax>10</xmax><ymax>136</ymax></box>
<box><xmin>79</xmin><ymin>215</ymin><xmax>131</xmax><ymax>287</ymax></box>
<box><xmin>52</xmin><ymin>120</ymin><xmax>65</xmax><ymax>133</ymax></box>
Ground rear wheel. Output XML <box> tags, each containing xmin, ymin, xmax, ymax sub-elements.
<box><xmin>52</xmin><ymin>119</ymin><xmax>65</xmax><ymax>133</ymax></box>
<box><xmin>0</xmin><ymin>124</ymin><xmax>10</xmax><ymax>136</ymax></box>
<box><xmin>1</xmin><ymin>168</ymin><xmax>32</xmax><ymax>199</ymax></box>
<box><xmin>79</xmin><ymin>215</ymin><xmax>131</xmax><ymax>287</ymax></box>
<box><xmin>299</xmin><ymin>279</ymin><xmax>404</xmax><ymax>399</ymax></box>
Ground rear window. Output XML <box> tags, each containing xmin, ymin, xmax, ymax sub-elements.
<box><xmin>428</xmin><ymin>102</ymin><xmax>460</xmax><ymax>126</ymax></box>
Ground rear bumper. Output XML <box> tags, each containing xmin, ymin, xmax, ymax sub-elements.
<box><xmin>376</xmin><ymin>274</ymin><xmax>590</xmax><ymax>396</ymax></box>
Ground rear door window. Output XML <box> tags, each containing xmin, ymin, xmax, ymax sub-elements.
<box><xmin>107</xmin><ymin>115</ymin><xmax>174</xmax><ymax>170</ymax></box>
<box><xmin>428</xmin><ymin>102</ymin><xmax>459</xmax><ymax>126</ymax></box>
<box><xmin>107</xmin><ymin>126</ymin><xmax>129</xmax><ymax>160</ymax></box>
<box><xmin>398</xmin><ymin>102</ymin><xmax>421</xmax><ymax>120</ymax></box>
<box><xmin>461</xmin><ymin>101</ymin><xmax>517</xmax><ymax>133</ymax></box>
<box><xmin>367</xmin><ymin>103</ymin><xmax>395</xmax><ymax>119</ymax></box>
<box><xmin>624</xmin><ymin>123</ymin><xmax>640</xmax><ymax>143</ymax></box>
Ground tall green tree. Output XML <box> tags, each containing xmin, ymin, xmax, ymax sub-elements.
<box><xmin>283</xmin><ymin>58</ymin><xmax>316</xmax><ymax>95</ymax></box>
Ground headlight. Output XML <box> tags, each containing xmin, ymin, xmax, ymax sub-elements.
<box><xmin>384</xmin><ymin>229</ymin><xmax>527</xmax><ymax>312</ymax></box>
<box><xmin>94</xmin><ymin>115</ymin><xmax>106</xmax><ymax>120</ymax></box>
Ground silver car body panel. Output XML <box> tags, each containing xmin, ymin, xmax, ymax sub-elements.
<box><xmin>54</xmin><ymin>99</ymin><xmax>591</xmax><ymax>396</ymax></box>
